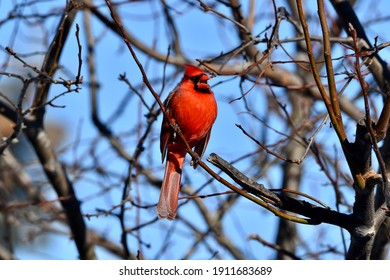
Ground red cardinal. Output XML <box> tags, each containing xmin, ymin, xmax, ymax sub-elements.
<box><xmin>157</xmin><ymin>65</ymin><xmax>218</xmax><ymax>220</ymax></box>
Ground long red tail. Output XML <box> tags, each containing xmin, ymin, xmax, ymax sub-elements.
<box><xmin>157</xmin><ymin>150</ymin><xmax>185</xmax><ymax>220</ymax></box>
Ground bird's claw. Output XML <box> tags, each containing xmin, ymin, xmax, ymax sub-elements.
<box><xmin>190</xmin><ymin>153</ymin><xmax>201</xmax><ymax>169</ymax></box>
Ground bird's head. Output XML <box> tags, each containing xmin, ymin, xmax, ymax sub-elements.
<box><xmin>183</xmin><ymin>65</ymin><xmax>211</xmax><ymax>92</ymax></box>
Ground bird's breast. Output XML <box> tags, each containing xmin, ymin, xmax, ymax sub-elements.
<box><xmin>170</xmin><ymin>90</ymin><xmax>217</xmax><ymax>146</ymax></box>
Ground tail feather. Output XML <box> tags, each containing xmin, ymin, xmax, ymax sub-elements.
<box><xmin>157</xmin><ymin>151</ymin><xmax>185</xmax><ymax>220</ymax></box>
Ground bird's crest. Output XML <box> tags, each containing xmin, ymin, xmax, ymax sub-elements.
<box><xmin>184</xmin><ymin>65</ymin><xmax>207</xmax><ymax>78</ymax></box>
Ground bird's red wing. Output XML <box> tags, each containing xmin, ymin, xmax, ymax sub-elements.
<box><xmin>160</xmin><ymin>87</ymin><xmax>178</xmax><ymax>162</ymax></box>
<box><xmin>160</xmin><ymin>118</ymin><xmax>171</xmax><ymax>163</ymax></box>
<box><xmin>191</xmin><ymin>129</ymin><xmax>211</xmax><ymax>169</ymax></box>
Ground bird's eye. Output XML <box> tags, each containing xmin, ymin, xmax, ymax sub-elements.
<box><xmin>190</xmin><ymin>74</ymin><xmax>210</xmax><ymax>92</ymax></box>
<box><xmin>190</xmin><ymin>75</ymin><xmax>201</xmax><ymax>84</ymax></box>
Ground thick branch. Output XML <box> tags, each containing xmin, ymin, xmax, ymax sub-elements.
<box><xmin>32</xmin><ymin>1</ymin><xmax>81</xmax><ymax>120</ymax></box>
<box><xmin>21</xmin><ymin>1</ymin><xmax>97</xmax><ymax>260</ymax></box>
<box><xmin>24</xmin><ymin>126</ymin><xmax>96</xmax><ymax>259</ymax></box>
<box><xmin>208</xmin><ymin>153</ymin><xmax>354</xmax><ymax>229</ymax></box>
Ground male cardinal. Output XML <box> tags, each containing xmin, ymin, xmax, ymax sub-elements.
<box><xmin>157</xmin><ymin>65</ymin><xmax>218</xmax><ymax>220</ymax></box>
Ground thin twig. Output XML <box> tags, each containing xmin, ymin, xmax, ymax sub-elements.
<box><xmin>317</xmin><ymin>0</ymin><xmax>342</xmax><ymax>122</ymax></box>
<box><xmin>296</xmin><ymin>0</ymin><xmax>347</xmax><ymax>142</ymax></box>
<box><xmin>235</xmin><ymin>123</ymin><xmax>302</xmax><ymax>164</ymax></box>
<box><xmin>74</xmin><ymin>23</ymin><xmax>83</xmax><ymax>85</ymax></box>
